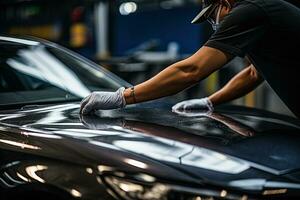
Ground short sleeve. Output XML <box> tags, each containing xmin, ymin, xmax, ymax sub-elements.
<box><xmin>205</xmin><ymin>1</ymin><xmax>268</xmax><ymax>57</ymax></box>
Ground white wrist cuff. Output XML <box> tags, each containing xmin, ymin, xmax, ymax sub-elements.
<box><xmin>118</xmin><ymin>87</ymin><xmax>127</xmax><ymax>108</ymax></box>
<box><xmin>205</xmin><ymin>98</ymin><xmax>214</xmax><ymax>112</ymax></box>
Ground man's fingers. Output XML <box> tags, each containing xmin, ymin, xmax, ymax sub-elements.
<box><xmin>82</xmin><ymin>101</ymin><xmax>95</xmax><ymax>115</ymax></box>
<box><xmin>172</xmin><ymin>100</ymin><xmax>209</xmax><ymax>112</ymax></box>
<box><xmin>172</xmin><ymin>102</ymin><xmax>187</xmax><ymax>111</ymax></box>
<box><xmin>172</xmin><ymin>103</ymin><xmax>182</xmax><ymax>111</ymax></box>
<box><xmin>183</xmin><ymin>104</ymin><xmax>189</xmax><ymax>110</ymax></box>
<box><xmin>80</xmin><ymin>95</ymin><xmax>92</xmax><ymax>114</ymax></box>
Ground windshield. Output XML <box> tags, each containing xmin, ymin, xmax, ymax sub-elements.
<box><xmin>0</xmin><ymin>39</ymin><xmax>129</xmax><ymax>107</ymax></box>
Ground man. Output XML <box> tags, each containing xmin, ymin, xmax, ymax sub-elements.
<box><xmin>81</xmin><ymin>0</ymin><xmax>300</xmax><ymax>118</ymax></box>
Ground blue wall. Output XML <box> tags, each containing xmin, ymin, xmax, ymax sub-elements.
<box><xmin>112</xmin><ymin>6</ymin><xmax>209</xmax><ymax>56</ymax></box>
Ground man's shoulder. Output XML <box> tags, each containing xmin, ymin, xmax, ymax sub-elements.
<box><xmin>234</xmin><ymin>0</ymin><xmax>265</xmax><ymax>9</ymax></box>
<box><xmin>235</xmin><ymin>0</ymin><xmax>299</xmax><ymax>10</ymax></box>
<box><xmin>229</xmin><ymin>0</ymin><xmax>266</xmax><ymax>18</ymax></box>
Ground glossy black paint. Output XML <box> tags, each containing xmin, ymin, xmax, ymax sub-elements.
<box><xmin>1</xmin><ymin>36</ymin><xmax>300</xmax><ymax>200</ymax></box>
<box><xmin>0</xmin><ymin>102</ymin><xmax>300</xmax><ymax>199</ymax></box>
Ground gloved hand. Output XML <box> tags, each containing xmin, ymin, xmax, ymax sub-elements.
<box><xmin>80</xmin><ymin>87</ymin><xmax>126</xmax><ymax>115</ymax></box>
<box><xmin>172</xmin><ymin>97</ymin><xmax>214</xmax><ymax>112</ymax></box>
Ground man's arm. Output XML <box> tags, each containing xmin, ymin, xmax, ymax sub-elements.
<box><xmin>80</xmin><ymin>46</ymin><xmax>231</xmax><ymax>114</ymax></box>
<box><xmin>124</xmin><ymin>46</ymin><xmax>232</xmax><ymax>104</ymax></box>
<box><xmin>209</xmin><ymin>64</ymin><xmax>264</xmax><ymax>106</ymax></box>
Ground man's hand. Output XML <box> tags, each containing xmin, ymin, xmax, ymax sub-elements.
<box><xmin>80</xmin><ymin>87</ymin><xmax>126</xmax><ymax>115</ymax></box>
<box><xmin>172</xmin><ymin>97</ymin><xmax>214</xmax><ymax>112</ymax></box>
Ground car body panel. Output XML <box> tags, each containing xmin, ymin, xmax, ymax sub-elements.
<box><xmin>0</xmin><ymin>102</ymin><xmax>300</xmax><ymax>199</ymax></box>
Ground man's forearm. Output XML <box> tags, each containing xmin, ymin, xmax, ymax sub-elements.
<box><xmin>124</xmin><ymin>46</ymin><xmax>231</xmax><ymax>104</ymax></box>
<box><xmin>209</xmin><ymin>65</ymin><xmax>264</xmax><ymax>106</ymax></box>
<box><xmin>124</xmin><ymin>63</ymin><xmax>193</xmax><ymax>104</ymax></box>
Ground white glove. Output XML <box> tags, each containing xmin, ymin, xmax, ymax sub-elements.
<box><xmin>172</xmin><ymin>97</ymin><xmax>214</xmax><ymax>112</ymax></box>
<box><xmin>80</xmin><ymin>87</ymin><xmax>126</xmax><ymax>115</ymax></box>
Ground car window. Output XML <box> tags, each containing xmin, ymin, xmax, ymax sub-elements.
<box><xmin>0</xmin><ymin>41</ymin><xmax>127</xmax><ymax>107</ymax></box>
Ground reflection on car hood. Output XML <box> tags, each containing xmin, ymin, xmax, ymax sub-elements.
<box><xmin>1</xmin><ymin>102</ymin><xmax>300</xmax><ymax>186</ymax></box>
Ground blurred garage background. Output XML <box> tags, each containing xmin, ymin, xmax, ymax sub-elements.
<box><xmin>0</xmin><ymin>0</ymin><xmax>294</xmax><ymax>116</ymax></box>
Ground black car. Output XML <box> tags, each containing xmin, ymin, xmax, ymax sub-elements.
<box><xmin>0</xmin><ymin>36</ymin><xmax>300</xmax><ymax>200</ymax></box>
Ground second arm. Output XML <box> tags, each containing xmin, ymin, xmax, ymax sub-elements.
<box><xmin>209</xmin><ymin>64</ymin><xmax>264</xmax><ymax>106</ymax></box>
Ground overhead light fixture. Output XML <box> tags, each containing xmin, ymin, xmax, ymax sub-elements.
<box><xmin>119</xmin><ymin>2</ymin><xmax>138</xmax><ymax>15</ymax></box>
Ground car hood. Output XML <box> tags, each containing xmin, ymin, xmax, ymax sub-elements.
<box><xmin>1</xmin><ymin>102</ymin><xmax>300</xmax><ymax>187</ymax></box>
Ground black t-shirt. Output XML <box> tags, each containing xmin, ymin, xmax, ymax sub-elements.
<box><xmin>205</xmin><ymin>0</ymin><xmax>300</xmax><ymax>118</ymax></box>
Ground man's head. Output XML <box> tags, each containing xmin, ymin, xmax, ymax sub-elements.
<box><xmin>192</xmin><ymin>0</ymin><xmax>234</xmax><ymax>30</ymax></box>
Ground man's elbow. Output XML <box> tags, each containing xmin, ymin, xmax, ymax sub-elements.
<box><xmin>178</xmin><ymin>46</ymin><xmax>231</xmax><ymax>84</ymax></box>
<box><xmin>180</xmin><ymin>64</ymin><xmax>203</xmax><ymax>84</ymax></box>
<box><xmin>249</xmin><ymin>65</ymin><xmax>263</xmax><ymax>83</ymax></box>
